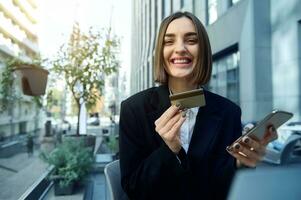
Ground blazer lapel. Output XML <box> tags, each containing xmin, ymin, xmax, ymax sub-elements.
<box><xmin>147</xmin><ymin>85</ymin><xmax>171</xmax><ymax>144</ymax></box>
<box><xmin>187</xmin><ymin>91</ymin><xmax>222</xmax><ymax>158</ymax></box>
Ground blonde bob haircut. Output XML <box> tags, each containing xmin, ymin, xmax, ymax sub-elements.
<box><xmin>154</xmin><ymin>12</ymin><xmax>212</xmax><ymax>85</ymax></box>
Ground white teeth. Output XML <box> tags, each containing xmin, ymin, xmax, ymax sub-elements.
<box><xmin>173</xmin><ymin>59</ymin><xmax>190</xmax><ymax>64</ymax></box>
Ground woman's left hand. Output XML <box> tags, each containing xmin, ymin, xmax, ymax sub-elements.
<box><xmin>227</xmin><ymin>124</ymin><xmax>278</xmax><ymax>168</ymax></box>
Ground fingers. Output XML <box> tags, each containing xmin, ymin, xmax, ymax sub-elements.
<box><xmin>241</xmin><ymin>136</ymin><xmax>266</xmax><ymax>156</ymax></box>
<box><xmin>155</xmin><ymin>105</ymin><xmax>180</xmax><ymax>130</ymax></box>
<box><xmin>227</xmin><ymin>124</ymin><xmax>278</xmax><ymax>168</ymax></box>
<box><xmin>159</xmin><ymin>112</ymin><xmax>182</xmax><ymax>135</ymax></box>
<box><xmin>228</xmin><ymin>151</ymin><xmax>257</xmax><ymax>168</ymax></box>
<box><xmin>262</xmin><ymin>125</ymin><xmax>278</xmax><ymax>146</ymax></box>
<box><xmin>168</xmin><ymin>114</ymin><xmax>186</xmax><ymax>136</ymax></box>
<box><xmin>231</xmin><ymin>142</ymin><xmax>262</xmax><ymax>161</ymax></box>
<box><xmin>161</xmin><ymin>114</ymin><xmax>186</xmax><ymax>141</ymax></box>
<box><xmin>155</xmin><ymin>110</ymin><xmax>186</xmax><ymax>154</ymax></box>
<box><xmin>154</xmin><ymin>106</ymin><xmax>186</xmax><ymax>143</ymax></box>
<box><xmin>227</xmin><ymin>135</ymin><xmax>267</xmax><ymax>168</ymax></box>
<box><xmin>227</xmin><ymin>143</ymin><xmax>259</xmax><ymax>168</ymax></box>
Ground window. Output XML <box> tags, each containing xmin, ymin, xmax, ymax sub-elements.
<box><xmin>163</xmin><ymin>0</ymin><xmax>171</xmax><ymax>18</ymax></box>
<box><xmin>172</xmin><ymin>0</ymin><xmax>181</xmax><ymax>12</ymax></box>
<box><xmin>232</xmin><ymin>0</ymin><xmax>241</xmax><ymax>5</ymax></box>
<box><xmin>207</xmin><ymin>0</ymin><xmax>218</xmax><ymax>25</ymax></box>
<box><xmin>182</xmin><ymin>0</ymin><xmax>193</xmax><ymax>13</ymax></box>
<box><xmin>209</xmin><ymin>51</ymin><xmax>240</xmax><ymax>105</ymax></box>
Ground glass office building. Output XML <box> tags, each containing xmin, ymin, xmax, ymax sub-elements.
<box><xmin>131</xmin><ymin>0</ymin><xmax>301</xmax><ymax>122</ymax></box>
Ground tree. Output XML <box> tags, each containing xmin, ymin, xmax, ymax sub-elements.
<box><xmin>52</xmin><ymin>23</ymin><xmax>119</xmax><ymax>135</ymax></box>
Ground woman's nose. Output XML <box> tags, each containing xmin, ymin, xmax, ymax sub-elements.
<box><xmin>175</xmin><ymin>41</ymin><xmax>186</xmax><ymax>53</ymax></box>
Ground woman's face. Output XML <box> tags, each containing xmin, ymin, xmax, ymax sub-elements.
<box><xmin>163</xmin><ymin>17</ymin><xmax>199</xmax><ymax>80</ymax></box>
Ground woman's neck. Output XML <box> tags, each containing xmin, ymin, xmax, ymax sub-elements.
<box><xmin>168</xmin><ymin>77</ymin><xmax>197</xmax><ymax>94</ymax></box>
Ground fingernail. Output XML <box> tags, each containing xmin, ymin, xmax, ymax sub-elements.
<box><xmin>234</xmin><ymin>143</ymin><xmax>240</xmax><ymax>150</ymax></box>
<box><xmin>176</xmin><ymin>103</ymin><xmax>180</xmax><ymax>107</ymax></box>
<box><xmin>243</xmin><ymin>137</ymin><xmax>249</xmax><ymax>144</ymax></box>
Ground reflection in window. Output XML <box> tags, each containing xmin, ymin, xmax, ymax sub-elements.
<box><xmin>164</xmin><ymin>0</ymin><xmax>171</xmax><ymax>18</ymax></box>
<box><xmin>232</xmin><ymin>0</ymin><xmax>241</xmax><ymax>5</ymax></box>
<box><xmin>209</xmin><ymin>51</ymin><xmax>240</xmax><ymax>105</ymax></box>
<box><xmin>207</xmin><ymin>0</ymin><xmax>218</xmax><ymax>25</ymax></box>
<box><xmin>181</xmin><ymin>0</ymin><xmax>184</xmax><ymax>8</ymax></box>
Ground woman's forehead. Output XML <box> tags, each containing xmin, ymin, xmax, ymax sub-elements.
<box><xmin>165</xmin><ymin>17</ymin><xmax>196</xmax><ymax>35</ymax></box>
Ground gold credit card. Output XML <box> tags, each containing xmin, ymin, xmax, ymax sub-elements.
<box><xmin>169</xmin><ymin>88</ymin><xmax>206</xmax><ymax>109</ymax></box>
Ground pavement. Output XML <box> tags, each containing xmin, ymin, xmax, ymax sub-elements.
<box><xmin>0</xmin><ymin>151</ymin><xmax>48</xmax><ymax>200</ymax></box>
<box><xmin>0</xmin><ymin>124</ymin><xmax>111</xmax><ymax>200</ymax></box>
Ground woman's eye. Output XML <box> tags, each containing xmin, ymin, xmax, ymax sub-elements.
<box><xmin>186</xmin><ymin>39</ymin><xmax>197</xmax><ymax>44</ymax></box>
<box><xmin>164</xmin><ymin>40</ymin><xmax>173</xmax><ymax>45</ymax></box>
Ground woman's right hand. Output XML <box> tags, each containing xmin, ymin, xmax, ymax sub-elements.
<box><xmin>154</xmin><ymin>105</ymin><xmax>186</xmax><ymax>154</ymax></box>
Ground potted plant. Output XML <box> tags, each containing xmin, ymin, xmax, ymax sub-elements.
<box><xmin>40</xmin><ymin>138</ymin><xmax>93</xmax><ymax>195</ymax></box>
<box><xmin>14</xmin><ymin>64</ymin><xmax>49</xmax><ymax>96</ymax></box>
<box><xmin>1</xmin><ymin>56</ymin><xmax>49</xmax><ymax>96</ymax></box>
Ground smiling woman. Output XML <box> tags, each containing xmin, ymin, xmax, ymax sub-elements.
<box><xmin>119</xmin><ymin>11</ymin><xmax>277</xmax><ymax>200</ymax></box>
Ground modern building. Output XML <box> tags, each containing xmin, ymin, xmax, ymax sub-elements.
<box><xmin>131</xmin><ymin>0</ymin><xmax>301</xmax><ymax>122</ymax></box>
<box><xmin>0</xmin><ymin>0</ymin><xmax>42</xmax><ymax>139</ymax></box>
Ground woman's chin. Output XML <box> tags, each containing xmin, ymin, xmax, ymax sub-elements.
<box><xmin>169</xmin><ymin>72</ymin><xmax>193</xmax><ymax>80</ymax></box>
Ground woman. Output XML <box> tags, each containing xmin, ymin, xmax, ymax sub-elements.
<box><xmin>119</xmin><ymin>12</ymin><xmax>276</xmax><ymax>200</ymax></box>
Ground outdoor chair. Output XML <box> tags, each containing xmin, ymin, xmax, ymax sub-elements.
<box><xmin>104</xmin><ymin>160</ymin><xmax>129</xmax><ymax>200</ymax></box>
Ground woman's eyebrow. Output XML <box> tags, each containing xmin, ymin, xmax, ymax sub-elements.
<box><xmin>164</xmin><ymin>32</ymin><xmax>197</xmax><ymax>38</ymax></box>
<box><xmin>164</xmin><ymin>33</ymin><xmax>175</xmax><ymax>38</ymax></box>
<box><xmin>185</xmin><ymin>32</ymin><xmax>197</xmax><ymax>37</ymax></box>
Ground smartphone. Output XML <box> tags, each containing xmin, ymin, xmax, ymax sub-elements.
<box><xmin>169</xmin><ymin>88</ymin><xmax>206</xmax><ymax>109</ymax></box>
<box><xmin>229</xmin><ymin>110</ymin><xmax>293</xmax><ymax>147</ymax></box>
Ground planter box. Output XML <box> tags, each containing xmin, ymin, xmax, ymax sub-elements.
<box><xmin>54</xmin><ymin>181</ymin><xmax>74</xmax><ymax>196</ymax></box>
<box><xmin>62</xmin><ymin>134</ymin><xmax>96</xmax><ymax>152</ymax></box>
<box><xmin>14</xmin><ymin>65</ymin><xmax>49</xmax><ymax>96</ymax></box>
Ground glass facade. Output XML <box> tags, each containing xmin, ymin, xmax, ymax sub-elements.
<box><xmin>172</xmin><ymin>0</ymin><xmax>181</xmax><ymax>12</ymax></box>
<box><xmin>163</xmin><ymin>0</ymin><xmax>171</xmax><ymax>18</ymax></box>
<box><xmin>207</xmin><ymin>0</ymin><xmax>218</xmax><ymax>25</ymax></box>
<box><xmin>209</xmin><ymin>51</ymin><xmax>240</xmax><ymax>105</ymax></box>
<box><xmin>232</xmin><ymin>0</ymin><xmax>241</xmax><ymax>5</ymax></box>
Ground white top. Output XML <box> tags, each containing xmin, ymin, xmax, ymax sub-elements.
<box><xmin>180</xmin><ymin>107</ymin><xmax>199</xmax><ymax>152</ymax></box>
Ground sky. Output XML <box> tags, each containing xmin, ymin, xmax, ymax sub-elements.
<box><xmin>37</xmin><ymin>0</ymin><xmax>132</xmax><ymax>90</ymax></box>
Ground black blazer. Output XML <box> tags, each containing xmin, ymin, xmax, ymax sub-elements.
<box><xmin>119</xmin><ymin>85</ymin><xmax>242</xmax><ymax>200</ymax></box>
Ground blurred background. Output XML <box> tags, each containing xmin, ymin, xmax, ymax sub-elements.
<box><xmin>0</xmin><ymin>0</ymin><xmax>300</xmax><ymax>199</ymax></box>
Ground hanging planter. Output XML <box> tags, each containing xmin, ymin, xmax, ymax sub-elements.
<box><xmin>14</xmin><ymin>64</ymin><xmax>49</xmax><ymax>96</ymax></box>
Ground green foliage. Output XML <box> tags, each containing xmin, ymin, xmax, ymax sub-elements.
<box><xmin>40</xmin><ymin>138</ymin><xmax>93</xmax><ymax>187</ymax></box>
<box><xmin>107</xmin><ymin>134</ymin><xmax>119</xmax><ymax>153</ymax></box>
<box><xmin>51</xmin><ymin>25</ymin><xmax>120</xmax><ymax>134</ymax></box>
<box><xmin>0</xmin><ymin>61</ymin><xmax>15</xmax><ymax>111</ymax></box>
<box><xmin>0</xmin><ymin>56</ymin><xmax>46</xmax><ymax>112</ymax></box>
